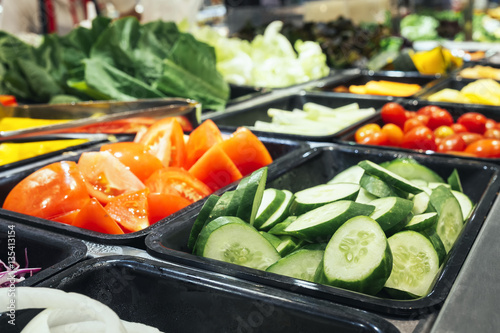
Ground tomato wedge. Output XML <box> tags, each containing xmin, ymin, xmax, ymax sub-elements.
<box><xmin>73</xmin><ymin>198</ymin><xmax>124</xmax><ymax>234</ymax></box>
<box><xmin>145</xmin><ymin>167</ymin><xmax>211</xmax><ymax>203</ymax></box>
<box><xmin>100</xmin><ymin>142</ymin><xmax>163</xmax><ymax>182</ymax></box>
<box><xmin>189</xmin><ymin>145</ymin><xmax>242</xmax><ymax>192</ymax></box>
<box><xmin>218</xmin><ymin>127</ymin><xmax>273</xmax><ymax>176</ymax></box>
<box><xmin>78</xmin><ymin>151</ymin><xmax>145</xmax><ymax>204</ymax></box>
<box><xmin>135</xmin><ymin>117</ymin><xmax>186</xmax><ymax>168</ymax></box>
<box><xmin>51</xmin><ymin>209</ymin><xmax>80</xmax><ymax>225</ymax></box>
<box><xmin>185</xmin><ymin>119</ymin><xmax>223</xmax><ymax>169</ymax></box>
<box><xmin>3</xmin><ymin>161</ymin><xmax>90</xmax><ymax>219</ymax></box>
<box><xmin>104</xmin><ymin>188</ymin><xmax>150</xmax><ymax>232</ymax></box>
<box><xmin>147</xmin><ymin>193</ymin><xmax>192</xmax><ymax>224</ymax></box>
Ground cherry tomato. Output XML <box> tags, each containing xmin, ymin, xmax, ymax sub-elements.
<box><xmin>381</xmin><ymin>103</ymin><xmax>407</xmax><ymax>128</ymax></box>
<box><xmin>78</xmin><ymin>151</ymin><xmax>146</xmax><ymax>204</ymax></box>
<box><xmin>147</xmin><ymin>193</ymin><xmax>192</xmax><ymax>224</ymax></box>
<box><xmin>359</xmin><ymin>131</ymin><xmax>390</xmax><ymax>146</ymax></box>
<box><xmin>401</xmin><ymin>126</ymin><xmax>437</xmax><ymax>151</ymax></box>
<box><xmin>427</xmin><ymin>109</ymin><xmax>453</xmax><ymax>130</ymax></box>
<box><xmin>417</xmin><ymin>105</ymin><xmax>442</xmax><ymax>117</ymax></box>
<box><xmin>3</xmin><ymin>161</ymin><xmax>90</xmax><ymax>220</ymax></box>
<box><xmin>457</xmin><ymin>112</ymin><xmax>487</xmax><ymax>134</ymax></box>
<box><xmin>405</xmin><ymin>111</ymin><xmax>417</xmax><ymax>119</ymax></box>
<box><xmin>381</xmin><ymin>123</ymin><xmax>404</xmax><ymax>147</ymax></box>
<box><xmin>355</xmin><ymin>123</ymin><xmax>381</xmax><ymax>143</ymax></box>
<box><xmin>104</xmin><ymin>188</ymin><xmax>150</xmax><ymax>232</ymax></box>
<box><xmin>485</xmin><ymin>118</ymin><xmax>497</xmax><ymax>130</ymax></box>
<box><xmin>464</xmin><ymin>139</ymin><xmax>500</xmax><ymax>158</ymax></box>
<box><xmin>135</xmin><ymin>117</ymin><xmax>187</xmax><ymax>167</ymax></box>
<box><xmin>100</xmin><ymin>142</ymin><xmax>163</xmax><ymax>182</ymax></box>
<box><xmin>436</xmin><ymin>134</ymin><xmax>466</xmax><ymax>153</ymax></box>
<box><xmin>145</xmin><ymin>167</ymin><xmax>211</xmax><ymax>203</ymax></box>
<box><xmin>403</xmin><ymin>118</ymin><xmax>425</xmax><ymax>133</ymax></box>
<box><xmin>434</xmin><ymin>126</ymin><xmax>455</xmax><ymax>139</ymax></box>
<box><xmin>456</xmin><ymin>132</ymin><xmax>484</xmax><ymax>146</ymax></box>
<box><xmin>450</xmin><ymin>123</ymin><xmax>468</xmax><ymax>134</ymax></box>
<box><xmin>415</xmin><ymin>114</ymin><xmax>430</xmax><ymax>126</ymax></box>
<box><xmin>484</xmin><ymin>128</ymin><xmax>500</xmax><ymax>140</ymax></box>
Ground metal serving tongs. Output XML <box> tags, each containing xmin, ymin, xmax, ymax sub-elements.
<box><xmin>0</xmin><ymin>98</ymin><xmax>201</xmax><ymax>142</ymax></box>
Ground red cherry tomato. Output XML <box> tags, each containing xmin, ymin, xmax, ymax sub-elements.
<box><xmin>457</xmin><ymin>112</ymin><xmax>487</xmax><ymax>134</ymax></box>
<box><xmin>457</xmin><ymin>132</ymin><xmax>484</xmax><ymax>146</ymax></box>
<box><xmin>437</xmin><ymin>134</ymin><xmax>467</xmax><ymax>153</ymax></box>
<box><xmin>451</xmin><ymin>123</ymin><xmax>468</xmax><ymax>134</ymax></box>
<box><xmin>355</xmin><ymin>123</ymin><xmax>382</xmax><ymax>143</ymax></box>
<box><xmin>405</xmin><ymin>111</ymin><xmax>417</xmax><ymax>119</ymax></box>
<box><xmin>427</xmin><ymin>109</ymin><xmax>454</xmax><ymax>130</ymax></box>
<box><xmin>360</xmin><ymin>131</ymin><xmax>390</xmax><ymax>146</ymax></box>
<box><xmin>381</xmin><ymin>123</ymin><xmax>404</xmax><ymax>147</ymax></box>
<box><xmin>415</xmin><ymin>114</ymin><xmax>430</xmax><ymax>126</ymax></box>
<box><xmin>464</xmin><ymin>139</ymin><xmax>500</xmax><ymax>158</ymax></box>
<box><xmin>381</xmin><ymin>103</ymin><xmax>407</xmax><ymax>128</ymax></box>
<box><xmin>484</xmin><ymin>128</ymin><xmax>500</xmax><ymax>140</ymax></box>
<box><xmin>417</xmin><ymin>105</ymin><xmax>442</xmax><ymax>117</ymax></box>
<box><xmin>403</xmin><ymin>118</ymin><xmax>425</xmax><ymax>133</ymax></box>
<box><xmin>401</xmin><ymin>126</ymin><xmax>437</xmax><ymax>151</ymax></box>
<box><xmin>485</xmin><ymin>118</ymin><xmax>497</xmax><ymax>130</ymax></box>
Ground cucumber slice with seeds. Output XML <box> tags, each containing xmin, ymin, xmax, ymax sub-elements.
<box><xmin>266</xmin><ymin>247</ymin><xmax>325</xmax><ymax>282</ymax></box>
<box><xmin>384</xmin><ymin>231</ymin><xmax>440</xmax><ymax>298</ymax></box>
<box><xmin>253</xmin><ymin>189</ymin><xmax>286</xmax><ymax>229</ymax></box>
<box><xmin>289</xmin><ymin>183</ymin><xmax>360</xmax><ymax>216</ymax></box>
<box><xmin>188</xmin><ymin>194</ymin><xmax>220</xmax><ymax>250</ymax></box>
<box><xmin>258</xmin><ymin>190</ymin><xmax>294</xmax><ymax>231</ymax></box>
<box><xmin>316</xmin><ymin>216</ymin><xmax>392</xmax><ymax>295</ymax></box>
<box><xmin>369</xmin><ymin>197</ymin><xmax>414</xmax><ymax>232</ymax></box>
<box><xmin>196</xmin><ymin>216</ymin><xmax>280</xmax><ymax>270</ymax></box>
<box><xmin>358</xmin><ymin>160</ymin><xmax>423</xmax><ymax>194</ymax></box>
<box><xmin>420</xmin><ymin>228</ymin><xmax>447</xmax><ymax>266</ymax></box>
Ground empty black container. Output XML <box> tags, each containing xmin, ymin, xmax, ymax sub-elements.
<box><xmin>338</xmin><ymin>99</ymin><xmax>500</xmax><ymax>163</ymax></box>
<box><xmin>146</xmin><ymin>144</ymin><xmax>500</xmax><ymax>316</ymax></box>
<box><xmin>0</xmin><ymin>135</ymin><xmax>304</xmax><ymax>248</ymax></box>
<box><xmin>0</xmin><ymin>220</ymin><xmax>87</xmax><ymax>286</ymax></box>
<box><xmin>209</xmin><ymin>91</ymin><xmax>390</xmax><ymax>142</ymax></box>
<box><xmin>32</xmin><ymin>255</ymin><xmax>399</xmax><ymax>333</ymax></box>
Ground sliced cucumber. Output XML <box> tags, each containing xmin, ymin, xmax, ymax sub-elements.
<box><xmin>259</xmin><ymin>231</ymin><xmax>282</xmax><ymax>248</ymax></box>
<box><xmin>447</xmin><ymin>169</ymin><xmax>463</xmax><ymax>193</ymax></box>
<box><xmin>403</xmin><ymin>212</ymin><xmax>438</xmax><ymax>232</ymax></box>
<box><xmin>428</xmin><ymin>182</ymin><xmax>451</xmax><ymax>190</ymax></box>
<box><xmin>188</xmin><ymin>194</ymin><xmax>220</xmax><ymax>250</ymax></box>
<box><xmin>316</xmin><ymin>216</ymin><xmax>392</xmax><ymax>295</ymax></box>
<box><xmin>253</xmin><ymin>189</ymin><xmax>286</xmax><ymax>229</ymax></box>
<box><xmin>289</xmin><ymin>183</ymin><xmax>360</xmax><ymax>216</ymax></box>
<box><xmin>384</xmin><ymin>231</ymin><xmax>440</xmax><ymax>298</ymax></box>
<box><xmin>385</xmin><ymin>212</ymin><xmax>413</xmax><ymax>237</ymax></box>
<box><xmin>207</xmin><ymin>191</ymin><xmax>235</xmax><ymax>222</ymax></box>
<box><xmin>258</xmin><ymin>190</ymin><xmax>294</xmax><ymax>231</ymax></box>
<box><xmin>360</xmin><ymin>173</ymin><xmax>400</xmax><ymax>198</ymax></box>
<box><xmin>285</xmin><ymin>200</ymin><xmax>375</xmax><ymax>243</ymax></box>
<box><xmin>383</xmin><ymin>158</ymin><xmax>444</xmax><ymax>183</ymax></box>
<box><xmin>452</xmin><ymin>190</ymin><xmax>474</xmax><ymax>222</ymax></box>
<box><xmin>195</xmin><ymin>216</ymin><xmax>280</xmax><ymax>270</ymax></box>
<box><xmin>410</xmin><ymin>179</ymin><xmax>428</xmax><ymax>188</ymax></box>
<box><xmin>232</xmin><ymin>167</ymin><xmax>268</xmax><ymax>224</ymax></box>
<box><xmin>328</xmin><ymin>165</ymin><xmax>365</xmax><ymax>184</ymax></box>
<box><xmin>369</xmin><ymin>197</ymin><xmax>414</xmax><ymax>232</ymax></box>
<box><xmin>358</xmin><ymin>160</ymin><xmax>423</xmax><ymax>194</ymax></box>
<box><xmin>355</xmin><ymin>187</ymin><xmax>378</xmax><ymax>204</ymax></box>
<box><xmin>420</xmin><ymin>228</ymin><xmax>447</xmax><ymax>266</ymax></box>
<box><xmin>430</xmin><ymin>185</ymin><xmax>464</xmax><ymax>253</ymax></box>
<box><xmin>266</xmin><ymin>247</ymin><xmax>325</xmax><ymax>282</ymax></box>
<box><xmin>412</xmin><ymin>191</ymin><xmax>434</xmax><ymax>215</ymax></box>
<box><xmin>275</xmin><ymin>235</ymin><xmax>304</xmax><ymax>257</ymax></box>
<box><xmin>268</xmin><ymin>216</ymin><xmax>297</xmax><ymax>236</ymax></box>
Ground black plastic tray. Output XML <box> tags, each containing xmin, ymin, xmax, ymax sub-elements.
<box><xmin>416</xmin><ymin>77</ymin><xmax>500</xmax><ymax>104</ymax></box>
<box><xmin>0</xmin><ymin>220</ymin><xmax>87</xmax><ymax>286</ymax></box>
<box><xmin>338</xmin><ymin>99</ymin><xmax>500</xmax><ymax>164</ymax></box>
<box><xmin>146</xmin><ymin>144</ymin><xmax>500</xmax><ymax>317</ymax></box>
<box><xmin>313</xmin><ymin>71</ymin><xmax>444</xmax><ymax>98</ymax></box>
<box><xmin>31</xmin><ymin>255</ymin><xmax>398</xmax><ymax>333</ymax></box>
<box><xmin>0</xmin><ymin>135</ymin><xmax>305</xmax><ymax>248</ymax></box>
<box><xmin>209</xmin><ymin>91</ymin><xmax>390</xmax><ymax>142</ymax></box>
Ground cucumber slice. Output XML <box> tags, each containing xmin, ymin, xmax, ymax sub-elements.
<box><xmin>447</xmin><ymin>169</ymin><xmax>463</xmax><ymax>193</ymax></box>
<box><xmin>403</xmin><ymin>212</ymin><xmax>438</xmax><ymax>232</ymax></box>
<box><xmin>259</xmin><ymin>231</ymin><xmax>282</xmax><ymax>248</ymax></box>
<box><xmin>233</xmin><ymin>167</ymin><xmax>268</xmax><ymax>224</ymax></box>
<box><xmin>258</xmin><ymin>190</ymin><xmax>294</xmax><ymax>231</ymax></box>
<box><xmin>384</xmin><ymin>231</ymin><xmax>440</xmax><ymax>298</ymax></box>
<box><xmin>285</xmin><ymin>200</ymin><xmax>375</xmax><ymax>243</ymax></box>
<box><xmin>452</xmin><ymin>190</ymin><xmax>474</xmax><ymax>221</ymax></box>
<box><xmin>384</xmin><ymin>213</ymin><xmax>413</xmax><ymax>237</ymax></box>
<box><xmin>410</xmin><ymin>179</ymin><xmax>428</xmax><ymax>188</ymax></box>
<box><xmin>369</xmin><ymin>197</ymin><xmax>414</xmax><ymax>232</ymax></box>
<box><xmin>289</xmin><ymin>183</ymin><xmax>360</xmax><ymax>216</ymax></box>
<box><xmin>383</xmin><ymin>158</ymin><xmax>444</xmax><ymax>183</ymax></box>
<box><xmin>275</xmin><ymin>235</ymin><xmax>304</xmax><ymax>257</ymax></box>
<box><xmin>188</xmin><ymin>195</ymin><xmax>220</xmax><ymax>251</ymax></box>
<box><xmin>195</xmin><ymin>216</ymin><xmax>280</xmax><ymax>270</ymax></box>
<box><xmin>268</xmin><ymin>216</ymin><xmax>297</xmax><ymax>236</ymax></box>
<box><xmin>253</xmin><ymin>189</ymin><xmax>286</xmax><ymax>229</ymax></box>
<box><xmin>428</xmin><ymin>182</ymin><xmax>451</xmax><ymax>190</ymax></box>
<box><xmin>430</xmin><ymin>185</ymin><xmax>464</xmax><ymax>253</ymax></box>
<box><xmin>328</xmin><ymin>165</ymin><xmax>364</xmax><ymax>184</ymax></box>
<box><xmin>360</xmin><ymin>173</ymin><xmax>400</xmax><ymax>198</ymax></box>
<box><xmin>358</xmin><ymin>160</ymin><xmax>423</xmax><ymax>194</ymax></box>
<box><xmin>412</xmin><ymin>191</ymin><xmax>434</xmax><ymax>215</ymax></box>
<box><xmin>316</xmin><ymin>216</ymin><xmax>392</xmax><ymax>295</ymax></box>
<box><xmin>355</xmin><ymin>187</ymin><xmax>378</xmax><ymax>204</ymax></box>
<box><xmin>420</xmin><ymin>228</ymin><xmax>447</xmax><ymax>266</ymax></box>
<box><xmin>266</xmin><ymin>247</ymin><xmax>325</xmax><ymax>282</ymax></box>
<box><xmin>207</xmin><ymin>191</ymin><xmax>235</xmax><ymax>222</ymax></box>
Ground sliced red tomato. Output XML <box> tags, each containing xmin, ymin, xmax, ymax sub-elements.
<box><xmin>51</xmin><ymin>209</ymin><xmax>80</xmax><ymax>225</ymax></box>
<box><xmin>145</xmin><ymin>167</ymin><xmax>211</xmax><ymax>203</ymax></box>
<box><xmin>174</xmin><ymin>116</ymin><xmax>193</xmax><ymax>132</ymax></box>
<box><xmin>189</xmin><ymin>145</ymin><xmax>243</xmax><ymax>192</ymax></box>
<box><xmin>78</xmin><ymin>151</ymin><xmax>145</xmax><ymax>204</ymax></box>
<box><xmin>73</xmin><ymin>198</ymin><xmax>124</xmax><ymax>234</ymax></box>
<box><xmin>218</xmin><ymin>127</ymin><xmax>273</xmax><ymax>176</ymax></box>
<box><xmin>147</xmin><ymin>193</ymin><xmax>192</xmax><ymax>224</ymax></box>
<box><xmin>0</xmin><ymin>95</ymin><xmax>17</xmax><ymax>106</ymax></box>
<box><xmin>100</xmin><ymin>142</ymin><xmax>163</xmax><ymax>182</ymax></box>
<box><xmin>185</xmin><ymin>119</ymin><xmax>223</xmax><ymax>169</ymax></box>
<box><xmin>3</xmin><ymin>161</ymin><xmax>90</xmax><ymax>219</ymax></box>
<box><xmin>104</xmin><ymin>188</ymin><xmax>150</xmax><ymax>232</ymax></box>
<box><xmin>135</xmin><ymin>117</ymin><xmax>186</xmax><ymax>167</ymax></box>
<box><xmin>464</xmin><ymin>139</ymin><xmax>500</xmax><ymax>158</ymax></box>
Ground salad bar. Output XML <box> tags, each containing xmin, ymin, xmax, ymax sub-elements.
<box><xmin>2</xmin><ymin>5</ymin><xmax>500</xmax><ymax>333</ymax></box>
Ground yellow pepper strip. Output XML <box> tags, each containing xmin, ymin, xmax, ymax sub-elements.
<box><xmin>0</xmin><ymin>117</ymin><xmax>69</xmax><ymax>132</ymax></box>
